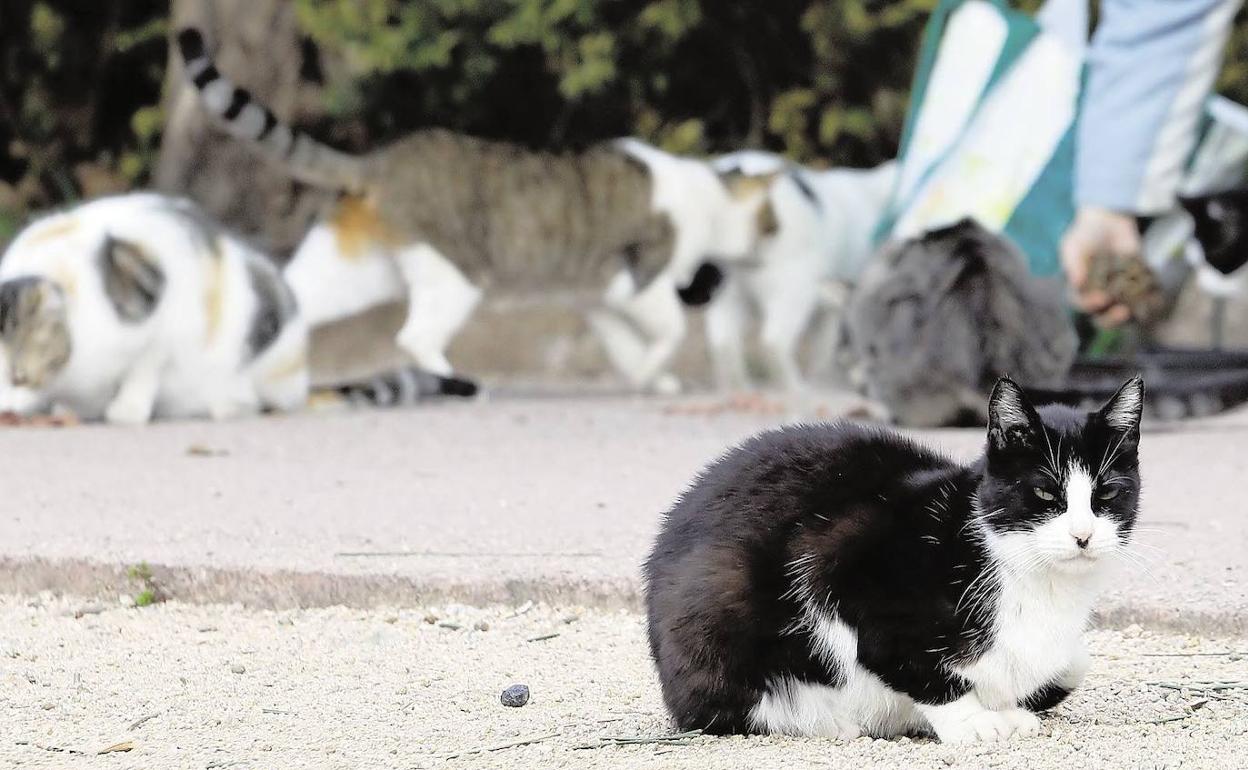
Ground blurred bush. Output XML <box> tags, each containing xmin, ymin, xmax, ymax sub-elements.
<box><xmin>4</xmin><ymin>0</ymin><xmax>1248</xmax><ymax>241</ymax></box>
<box><xmin>292</xmin><ymin>0</ymin><xmax>928</xmax><ymax>163</ymax></box>
<box><xmin>0</xmin><ymin>2</ymin><xmax>167</xmax><ymax>228</ymax></box>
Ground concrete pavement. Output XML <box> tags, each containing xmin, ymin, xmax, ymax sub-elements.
<box><xmin>0</xmin><ymin>394</ymin><xmax>1245</xmax><ymax>633</ymax></box>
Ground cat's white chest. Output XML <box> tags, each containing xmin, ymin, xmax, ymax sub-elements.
<box><xmin>955</xmin><ymin>574</ymin><xmax>1093</xmax><ymax>709</ymax></box>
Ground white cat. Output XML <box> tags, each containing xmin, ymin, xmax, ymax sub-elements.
<box><xmin>0</xmin><ymin>193</ymin><xmax>308</xmax><ymax>423</ymax></box>
<box><xmin>705</xmin><ymin>151</ymin><xmax>897</xmax><ymax>391</ymax></box>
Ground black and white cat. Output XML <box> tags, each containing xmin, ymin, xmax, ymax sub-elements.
<box><xmin>645</xmin><ymin>376</ymin><xmax>1144</xmax><ymax>744</ymax></box>
<box><xmin>1180</xmin><ymin>186</ymin><xmax>1248</xmax><ymax>280</ymax></box>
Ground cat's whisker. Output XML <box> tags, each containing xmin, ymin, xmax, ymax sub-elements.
<box><xmin>1113</xmin><ymin>549</ymin><xmax>1162</xmax><ymax>583</ymax></box>
<box><xmin>1117</xmin><ymin>544</ymin><xmax>1165</xmax><ymax>566</ymax></box>
<box><xmin>1124</xmin><ymin>541</ymin><xmax>1166</xmax><ymax>557</ymax></box>
<box><xmin>1097</xmin><ymin>430</ymin><xmax>1130</xmax><ymax>479</ymax></box>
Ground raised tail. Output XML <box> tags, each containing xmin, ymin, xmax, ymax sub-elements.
<box><xmin>176</xmin><ymin>28</ymin><xmax>365</xmax><ymax>192</ymax></box>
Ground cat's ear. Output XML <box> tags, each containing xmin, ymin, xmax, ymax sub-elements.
<box><xmin>718</xmin><ymin>169</ymin><xmax>781</xmax><ymax>201</ymax></box>
<box><xmin>987</xmin><ymin>377</ymin><xmax>1040</xmax><ymax>451</ymax></box>
<box><xmin>1096</xmin><ymin>376</ymin><xmax>1144</xmax><ymax>434</ymax></box>
<box><xmin>100</xmin><ymin>235</ymin><xmax>165</xmax><ymax>323</ymax></box>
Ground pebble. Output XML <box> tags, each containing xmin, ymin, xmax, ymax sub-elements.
<box><xmin>500</xmin><ymin>684</ymin><xmax>530</xmax><ymax>707</ymax></box>
<box><xmin>473</xmin><ymin>621</ymin><xmax>490</xmax><ymax>632</ymax></box>
<box><xmin>230</xmin><ymin>664</ymin><xmax>246</xmax><ymax>674</ymax></box>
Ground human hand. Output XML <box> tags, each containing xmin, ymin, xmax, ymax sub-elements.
<box><xmin>1059</xmin><ymin>206</ymin><xmax>1142</xmax><ymax>327</ymax></box>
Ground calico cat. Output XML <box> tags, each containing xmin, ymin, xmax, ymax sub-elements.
<box><xmin>175</xmin><ymin>29</ymin><xmax>773</xmax><ymax>393</ymax></box>
<box><xmin>0</xmin><ymin>193</ymin><xmax>473</xmax><ymax>423</ymax></box>
<box><xmin>645</xmin><ymin>376</ymin><xmax>1144</xmax><ymax>743</ymax></box>
<box><xmin>703</xmin><ymin>151</ymin><xmax>897</xmax><ymax>391</ymax></box>
<box><xmin>847</xmin><ymin>218</ymin><xmax>1077</xmax><ymax>427</ymax></box>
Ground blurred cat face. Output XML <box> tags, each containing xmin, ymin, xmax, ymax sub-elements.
<box><xmin>0</xmin><ymin>277</ymin><xmax>72</xmax><ymax>389</ymax></box>
<box><xmin>1181</xmin><ymin>189</ymin><xmax>1248</xmax><ymax>276</ymax></box>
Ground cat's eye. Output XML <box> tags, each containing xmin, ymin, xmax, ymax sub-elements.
<box><xmin>1032</xmin><ymin>487</ymin><xmax>1056</xmax><ymax>502</ymax></box>
<box><xmin>1097</xmin><ymin>487</ymin><xmax>1120</xmax><ymax>501</ymax></box>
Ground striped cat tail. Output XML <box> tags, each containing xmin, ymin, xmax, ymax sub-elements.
<box><xmin>176</xmin><ymin>28</ymin><xmax>365</xmax><ymax>192</ymax></box>
<box><xmin>329</xmin><ymin>367</ymin><xmax>479</xmax><ymax>408</ymax></box>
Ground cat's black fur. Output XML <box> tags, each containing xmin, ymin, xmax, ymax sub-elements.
<box><xmin>1180</xmin><ymin>187</ymin><xmax>1248</xmax><ymax>276</ymax></box>
<box><xmin>644</xmin><ymin>377</ymin><xmax>1143</xmax><ymax>736</ymax></box>
<box><xmin>677</xmin><ymin>262</ymin><xmax>725</xmax><ymax>307</ymax></box>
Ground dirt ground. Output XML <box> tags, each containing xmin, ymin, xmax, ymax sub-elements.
<box><xmin>3</xmin><ymin>595</ymin><xmax>1246</xmax><ymax>770</ymax></box>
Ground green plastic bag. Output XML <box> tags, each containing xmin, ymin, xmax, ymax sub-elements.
<box><xmin>878</xmin><ymin>0</ymin><xmax>1085</xmax><ymax>277</ymax></box>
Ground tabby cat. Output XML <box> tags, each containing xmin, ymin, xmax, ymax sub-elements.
<box><xmin>0</xmin><ymin>193</ymin><xmax>472</xmax><ymax>423</ymax></box>
<box><xmin>646</xmin><ymin>376</ymin><xmax>1144</xmax><ymax>743</ymax></box>
<box><xmin>177</xmin><ymin>29</ymin><xmax>772</xmax><ymax>393</ymax></box>
<box><xmin>846</xmin><ymin>218</ymin><xmax>1077</xmax><ymax>427</ymax></box>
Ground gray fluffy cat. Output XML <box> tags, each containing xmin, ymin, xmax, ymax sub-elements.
<box><xmin>847</xmin><ymin>218</ymin><xmax>1076</xmax><ymax>427</ymax></box>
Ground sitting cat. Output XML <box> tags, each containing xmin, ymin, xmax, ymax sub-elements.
<box><xmin>846</xmin><ymin>218</ymin><xmax>1076</xmax><ymax>426</ymax></box>
<box><xmin>176</xmin><ymin>29</ymin><xmax>773</xmax><ymax>394</ymax></box>
<box><xmin>0</xmin><ymin>193</ymin><xmax>473</xmax><ymax>424</ymax></box>
<box><xmin>645</xmin><ymin>376</ymin><xmax>1144</xmax><ymax>743</ymax></box>
<box><xmin>702</xmin><ymin>152</ymin><xmax>898</xmax><ymax>391</ymax></box>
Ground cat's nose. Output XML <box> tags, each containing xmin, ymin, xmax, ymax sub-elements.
<box><xmin>1074</xmin><ymin>535</ymin><xmax>1090</xmax><ymax>549</ymax></box>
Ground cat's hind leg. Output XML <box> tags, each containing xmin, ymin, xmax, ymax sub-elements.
<box><xmin>756</xmin><ymin>270</ymin><xmax>821</xmax><ymax>393</ymax></box>
<box><xmin>249</xmin><ymin>323</ymin><xmax>311</xmax><ymax>416</ymax></box>
<box><xmin>805</xmin><ymin>280</ymin><xmax>853</xmax><ymax>386</ymax></box>
<box><xmin>749</xmin><ymin>679</ymin><xmax>863</xmax><ymax>739</ymax></box>
<box><xmin>704</xmin><ymin>274</ymin><xmax>751</xmax><ymax>391</ymax></box>
<box><xmin>393</xmin><ymin>244</ymin><xmax>481</xmax><ymax>377</ymax></box>
<box><xmin>597</xmin><ymin>270</ymin><xmax>686</xmax><ymax>394</ymax></box>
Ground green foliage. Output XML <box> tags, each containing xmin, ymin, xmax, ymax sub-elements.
<box><xmin>127</xmin><ymin>561</ymin><xmax>164</xmax><ymax>607</ymax></box>
<box><xmin>4</xmin><ymin>0</ymin><xmax>1248</xmax><ymax>226</ymax></box>
<box><xmin>127</xmin><ymin>562</ymin><xmax>153</xmax><ymax>582</ymax></box>
<box><xmin>0</xmin><ymin>1</ymin><xmax>166</xmax><ymax>215</ymax></box>
<box><xmin>286</xmin><ymin>0</ymin><xmax>938</xmax><ymax>164</ymax></box>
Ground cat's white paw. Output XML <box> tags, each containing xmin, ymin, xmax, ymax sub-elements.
<box><xmin>1001</xmin><ymin>708</ymin><xmax>1042</xmax><ymax>737</ymax></box>
<box><xmin>936</xmin><ymin>708</ymin><xmax>1040</xmax><ymax>744</ymax></box>
<box><xmin>0</xmin><ymin>386</ymin><xmax>42</xmax><ymax>415</ymax></box>
<box><xmin>105</xmin><ymin>396</ymin><xmax>154</xmax><ymax>425</ymax></box>
<box><xmin>650</xmin><ymin>373</ymin><xmax>683</xmax><ymax>396</ymax></box>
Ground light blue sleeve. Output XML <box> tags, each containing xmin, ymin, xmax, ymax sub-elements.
<box><xmin>1075</xmin><ymin>0</ymin><xmax>1242</xmax><ymax>215</ymax></box>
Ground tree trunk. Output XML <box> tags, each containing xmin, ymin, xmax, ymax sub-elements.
<box><xmin>155</xmin><ymin>0</ymin><xmax>333</xmax><ymax>259</ymax></box>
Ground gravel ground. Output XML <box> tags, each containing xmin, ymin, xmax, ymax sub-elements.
<box><xmin>3</xmin><ymin>595</ymin><xmax>1246</xmax><ymax>769</ymax></box>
